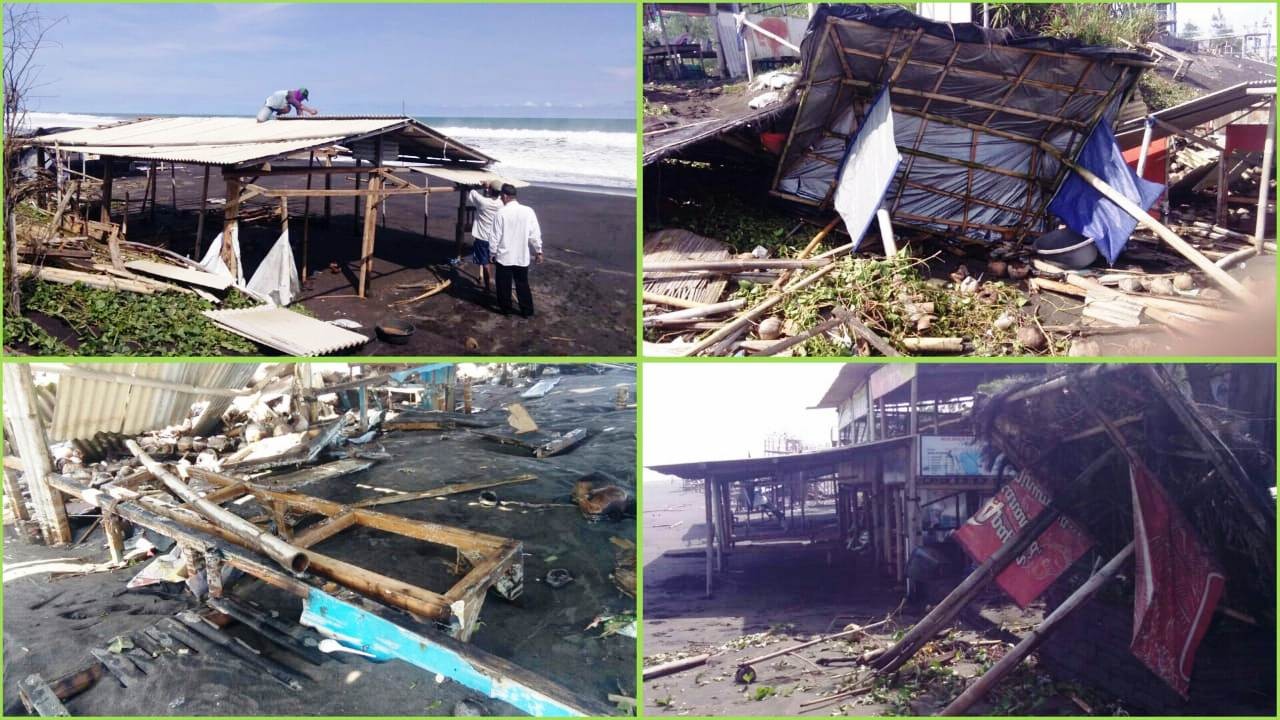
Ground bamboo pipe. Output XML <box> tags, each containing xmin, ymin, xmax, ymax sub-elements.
<box><xmin>642</xmin><ymin>291</ymin><xmax>706</xmax><ymax>310</ymax></box>
<box><xmin>645</xmin><ymin>258</ymin><xmax>831</xmax><ymax>272</ymax></box>
<box><xmin>774</xmin><ymin>216</ymin><xmax>841</xmax><ymax>288</ymax></box>
<box><xmin>644</xmin><ymin>299</ymin><xmax>746</xmax><ymax>328</ymax></box>
<box><xmin>941</xmin><ymin>542</ymin><xmax>1135</xmax><ymax>716</ymax></box>
<box><xmin>125</xmin><ymin>440</ymin><xmax>309</xmax><ymax>574</ymax></box>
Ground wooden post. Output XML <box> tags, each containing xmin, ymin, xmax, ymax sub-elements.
<box><xmin>147</xmin><ymin>161</ymin><xmax>158</xmax><ymax>224</ymax></box>
<box><xmin>169</xmin><ymin>163</ymin><xmax>177</xmax><ymax>210</ymax></box>
<box><xmin>704</xmin><ymin>476</ymin><xmax>715</xmax><ymax>597</ymax></box>
<box><xmin>358</xmin><ymin>386</ymin><xmax>369</xmax><ymax>433</ymax></box>
<box><xmin>195</xmin><ymin>166</ymin><xmax>210</xmax><ymax>258</ymax></box>
<box><xmin>302</xmin><ymin>152</ymin><xmax>315</xmax><ymax>279</ymax></box>
<box><xmin>941</xmin><ymin>542</ymin><xmax>1135</xmax><ymax>716</ymax></box>
<box><xmin>3</xmin><ymin>466</ymin><xmax>31</xmax><ymax>522</ymax></box>
<box><xmin>222</xmin><ymin>175</ymin><xmax>242</xmax><ymax>279</ymax></box>
<box><xmin>323</xmin><ymin>155</ymin><xmax>333</xmax><ymax>226</ymax></box>
<box><xmin>455</xmin><ymin>184</ymin><xmax>468</xmax><ymax>260</ymax></box>
<box><xmin>422</xmin><ymin>175</ymin><xmax>431</xmax><ymax>238</ymax></box>
<box><xmin>905</xmin><ymin>374</ymin><xmax>919</xmax><ymax>570</ymax></box>
<box><xmin>2</xmin><ymin>365</ymin><xmax>72</xmax><ymax>545</ymax></box>
<box><xmin>1254</xmin><ymin>97</ymin><xmax>1276</xmax><ymax>251</ymax></box>
<box><xmin>99</xmin><ymin>159</ymin><xmax>113</xmax><ymax>225</ymax></box>
<box><xmin>353</xmin><ymin>157</ymin><xmax>363</xmax><ymax>236</ymax></box>
<box><xmin>358</xmin><ymin>174</ymin><xmax>383</xmax><ymax>298</ymax></box>
<box><xmin>1215</xmin><ymin>145</ymin><xmax>1230</xmax><ymax>225</ymax></box>
<box><xmin>102</xmin><ymin>511</ymin><xmax>126</xmax><ymax>564</ymax></box>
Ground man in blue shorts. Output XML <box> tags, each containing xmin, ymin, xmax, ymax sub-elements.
<box><xmin>466</xmin><ymin>179</ymin><xmax>503</xmax><ymax>293</ymax></box>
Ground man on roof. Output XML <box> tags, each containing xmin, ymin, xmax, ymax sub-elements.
<box><xmin>256</xmin><ymin>88</ymin><xmax>318</xmax><ymax>123</ymax></box>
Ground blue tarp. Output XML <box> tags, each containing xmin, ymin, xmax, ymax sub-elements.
<box><xmin>1048</xmin><ymin>121</ymin><xmax>1165</xmax><ymax>265</ymax></box>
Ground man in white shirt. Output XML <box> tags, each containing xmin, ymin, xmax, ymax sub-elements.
<box><xmin>465</xmin><ymin>179</ymin><xmax>504</xmax><ymax>292</ymax></box>
<box><xmin>490</xmin><ymin>184</ymin><xmax>543</xmax><ymax>317</ymax></box>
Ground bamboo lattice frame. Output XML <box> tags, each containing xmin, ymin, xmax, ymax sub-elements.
<box><xmin>772</xmin><ymin>11</ymin><xmax>1149</xmax><ymax>241</ymax></box>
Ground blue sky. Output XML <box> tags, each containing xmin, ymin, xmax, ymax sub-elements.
<box><xmin>24</xmin><ymin>3</ymin><xmax>636</xmax><ymax>118</ymax></box>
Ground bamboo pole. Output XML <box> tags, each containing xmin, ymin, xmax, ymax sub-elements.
<box><xmin>125</xmin><ymin>440</ymin><xmax>309</xmax><ymax>574</ymax></box>
<box><xmin>302</xmin><ymin>152</ymin><xmax>314</xmax><ymax>280</ymax></box>
<box><xmin>643</xmin><ymin>654</ymin><xmax>712</xmax><ymax>681</ymax></box>
<box><xmin>774</xmin><ymin>216</ymin><xmax>840</xmax><ymax>288</ymax></box>
<box><xmin>643</xmin><ymin>291</ymin><xmax>706</xmax><ymax>309</ymax></box>
<box><xmin>941</xmin><ymin>542</ymin><xmax>1135</xmax><ymax>716</ymax></box>
<box><xmin>1061</xmin><ymin>159</ymin><xmax>1251</xmax><ymax>301</ymax></box>
<box><xmin>644</xmin><ymin>299</ymin><xmax>745</xmax><ymax>328</ymax></box>
<box><xmin>873</xmin><ymin>504</ymin><xmax>1060</xmax><ymax>674</ymax></box>
<box><xmin>645</xmin><ymin>258</ymin><xmax>831</xmax><ymax>272</ymax></box>
<box><xmin>358</xmin><ymin>174</ymin><xmax>383</xmax><ymax>298</ymax></box>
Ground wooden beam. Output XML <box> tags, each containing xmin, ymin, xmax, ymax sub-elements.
<box><xmin>293</xmin><ymin>509</ymin><xmax>357</xmax><ymax>548</ymax></box>
<box><xmin>248</xmin><ymin>186</ymin><xmax>449</xmax><ymax>198</ymax></box>
<box><xmin>351</xmin><ymin>474</ymin><xmax>538</xmax><ymax>509</ymax></box>
<box><xmin>1</xmin><ymin>365</ymin><xmax>72</xmax><ymax>545</ymax></box>
<box><xmin>99</xmin><ymin>160</ymin><xmax>113</xmax><ymax>225</ymax></box>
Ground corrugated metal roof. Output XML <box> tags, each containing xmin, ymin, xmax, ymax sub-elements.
<box><xmin>202</xmin><ymin>307</ymin><xmax>370</xmax><ymax>356</ymax></box>
<box><xmin>46</xmin><ymin>363</ymin><xmax>259</xmax><ymax>442</ymax></box>
<box><xmin>31</xmin><ymin>116</ymin><xmax>494</xmax><ymax>167</ymax></box>
<box><xmin>408</xmin><ymin>166</ymin><xmax>529</xmax><ymax>188</ymax></box>
<box><xmin>1115</xmin><ymin>80</ymin><xmax>1274</xmax><ymax>149</ymax></box>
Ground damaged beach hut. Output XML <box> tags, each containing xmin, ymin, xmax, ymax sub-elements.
<box><xmin>643</xmin><ymin>4</ymin><xmax>1275</xmax><ymax>357</ymax></box>
<box><xmin>8</xmin><ymin>116</ymin><xmax>526</xmax><ymax>355</ymax></box>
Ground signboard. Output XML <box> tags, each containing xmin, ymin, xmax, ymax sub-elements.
<box><xmin>919</xmin><ymin>436</ymin><xmax>998</xmax><ymax>477</ymax></box>
<box><xmin>953</xmin><ymin>473</ymin><xmax>1094</xmax><ymax>608</ymax></box>
<box><xmin>868</xmin><ymin>363</ymin><xmax>915</xmax><ymax>401</ymax></box>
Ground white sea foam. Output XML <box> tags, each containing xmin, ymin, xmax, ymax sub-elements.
<box><xmin>18</xmin><ymin>112</ymin><xmax>123</xmax><ymax>131</ymax></box>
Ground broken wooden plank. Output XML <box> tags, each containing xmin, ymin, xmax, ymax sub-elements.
<box><xmin>535</xmin><ymin>428</ymin><xmax>589</xmax><ymax>458</ymax></box>
<box><xmin>18</xmin><ymin>675</ymin><xmax>70</xmax><ymax>716</ymax></box>
<box><xmin>521</xmin><ymin>377</ymin><xmax>561</xmax><ymax>399</ymax></box>
<box><xmin>352</xmin><ymin>474</ymin><xmax>538</xmax><ymax>509</ymax></box>
<box><xmin>17</xmin><ymin>262</ymin><xmax>157</xmax><ymax>294</ymax></box>
<box><xmin>88</xmin><ymin>648</ymin><xmax>145</xmax><ymax>688</ymax></box>
<box><xmin>261</xmin><ymin>458</ymin><xmax>375</xmax><ymax>490</ymax></box>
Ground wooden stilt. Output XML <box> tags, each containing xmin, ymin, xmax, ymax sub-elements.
<box><xmin>195</xmin><ymin>166</ymin><xmax>210</xmax><ymax>258</ymax></box>
<box><xmin>103</xmin><ymin>511</ymin><xmax>126</xmax><ymax>564</ymax></box>
<box><xmin>222</xmin><ymin>175</ymin><xmax>242</xmax><ymax>279</ymax></box>
<box><xmin>455</xmin><ymin>185</ymin><xmax>467</xmax><ymax>260</ymax></box>
<box><xmin>1</xmin><ymin>365</ymin><xmax>72</xmax><ymax>545</ymax></box>
<box><xmin>353</xmin><ymin>157</ymin><xmax>363</xmax><ymax>236</ymax></box>
<box><xmin>169</xmin><ymin>163</ymin><xmax>177</xmax><ymax>210</ymax></box>
<box><xmin>704</xmin><ymin>477</ymin><xmax>715</xmax><ymax>597</ymax></box>
<box><xmin>147</xmin><ymin>161</ymin><xmax>157</xmax><ymax>224</ymax></box>
<box><xmin>358</xmin><ymin>175</ymin><xmax>383</xmax><ymax>298</ymax></box>
<box><xmin>99</xmin><ymin>160</ymin><xmax>113</xmax><ymax>225</ymax></box>
<box><xmin>323</xmin><ymin>155</ymin><xmax>333</xmax><ymax>226</ymax></box>
<box><xmin>1254</xmin><ymin>97</ymin><xmax>1276</xmax><ymax>251</ymax></box>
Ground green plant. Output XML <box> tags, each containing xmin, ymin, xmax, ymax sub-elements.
<box><xmin>1139</xmin><ymin>72</ymin><xmax>1198</xmax><ymax>111</ymax></box>
<box><xmin>752</xmin><ymin>686</ymin><xmax>776</xmax><ymax>701</ymax></box>
<box><xmin>10</xmin><ymin>280</ymin><xmax>260</xmax><ymax>356</ymax></box>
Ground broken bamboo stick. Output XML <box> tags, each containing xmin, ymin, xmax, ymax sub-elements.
<box><xmin>642</xmin><ymin>653</ymin><xmax>711</xmax><ymax>681</ymax></box>
<box><xmin>645</xmin><ymin>258</ymin><xmax>832</xmax><ymax>273</ymax></box>
<box><xmin>125</xmin><ymin>440</ymin><xmax>309</xmax><ymax>574</ymax></box>
<box><xmin>873</xmin><ymin>506</ymin><xmax>1060</xmax><ymax>675</ymax></box>
<box><xmin>642</xmin><ymin>291</ymin><xmax>706</xmax><ymax>310</ymax></box>
<box><xmin>736</xmin><ymin>619</ymin><xmax>890</xmax><ymax>683</ymax></box>
<box><xmin>940</xmin><ymin>542</ymin><xmax>1135</xmax><ymax>716</ymax></box>
<box><xmin>900</xmin><ymin>337</ymin><xmax>964</xmax><ymax>353</ymax></box>
<box><xmin>774</xmin><ymin>216</ymin><xmax>840</xmax><ymax>288</ymax></box>
<box><xmin>644</xmin><ymin>298</ymin><xmax>746</xmax><ymax>328</ymax></box>
<box><xmin>683</xmin><ymin>263</ymin><xmax>839</xmax><ymax>356</ymax></box>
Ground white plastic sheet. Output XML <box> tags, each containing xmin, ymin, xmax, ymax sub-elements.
<box><xmin>833</xmin><ymin>89</ymin><xmax>900</xmax><ymax>250</ymax></box>
<box><xmin>198</xmin><ymin>226</ymin><xmax>245</xmax><ymax>286</ymax></box>
<box><xmin>246</xmin><ymin>228</ymin><xmax>301</xmax><ymax>306</ymax></box>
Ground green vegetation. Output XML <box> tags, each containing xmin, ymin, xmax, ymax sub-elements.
<box><xmin>988</xmin><ymin>3</ymin><xmax>1158</xmax><ymax>46</ymax></box>
<box><xmin>1139</xmin><ymin>72</ymin><xmax>1199</xmax><ymax>111</ymax></box>
<box><xmin>643</xmin><ymin>97</ymin><xmax>671</xmax><ymax>118</ymax></box>
<box><xmin>5</xmin><ymin>280</ymin><xmax>261</xmax><ymax>356</ymax></box>
<box><xmin>732</xmin><ymin>251</ymin><xmax>1058</xmax><ymax>357</ymax></box>
<box><xmin>751</xmin><ymin>686</ymin><xmax>776</xmax><ymax>701</ymax></box>
<box><xmin>662</xmin><ymin>189</ymin><xmax>797</xmax><ymax>255</ymax></box>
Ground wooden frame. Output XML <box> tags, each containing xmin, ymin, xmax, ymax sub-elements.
<box><xmin>182</xmin><ymin>466</ymin><xmax>524</xmax><ymax>641</ymax></box>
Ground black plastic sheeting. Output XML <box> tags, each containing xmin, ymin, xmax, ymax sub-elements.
<box><xmin>775</xmin><ymin>3</ymin><xmax>1150</xmax><ymax>242</ymax></box>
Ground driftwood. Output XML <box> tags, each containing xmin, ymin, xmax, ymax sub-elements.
<box><xmin>642</xmin><ymin>653</ymin><xmax>711</xmax><ymax>681</ymax></box>
<box><xmin>941</xmin><ymin>542</ymin><xmax>1135</xmax><ymax>716</ymax></box>
<box><xmin>125</xmin><ymin>440</ymin><xmax>310</xmax><ymax>574</ymax></box>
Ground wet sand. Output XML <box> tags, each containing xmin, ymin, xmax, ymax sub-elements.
<box><xmin>105</xmin><ymin>164</ymin><xmax>636</xmax><ymax>356</ymax></box>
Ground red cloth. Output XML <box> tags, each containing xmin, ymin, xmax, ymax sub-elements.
<box><xmin>1129</xmin><ymin>462</ymin><xmax>1225</xmax><ymax>698</ymax></box>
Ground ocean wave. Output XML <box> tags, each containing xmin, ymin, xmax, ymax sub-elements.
<box><xmin>19</xmin><ymin>112</ymin><xmax>122</xmax><ymax>131</ymax></box>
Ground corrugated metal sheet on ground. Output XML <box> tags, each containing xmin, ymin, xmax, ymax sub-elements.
<box><xmin>124</xmin><ymin>260</ymin><xmax>233</xmax><ymax>290</ymax></box>
<box><xmin>409</xmin><ymin>166</ymin><xmax>530</xmax><ymax>188</ymax></box>
<box><xmin>49</xmin><ymin>363</ymin><xmax>259</xmax><ymax>442</ymax></box>
<box><xmin>643</xmin><ymin>229</ymin><xmax>731</xmax><ymax>304</ymax></box>
<box><xmin>32</xmin><ymin>116</ymin><xmax>493</xmax><ymax>166</ymax></box>
<box><xmin>202</xmin><ymin>306</ymin><xmax>370</xmax><ymax>356</ymax></box>
<box><xmin>1114</xmin><ymin>81</ymin><xmax>1275</xmax><ymax>150</ymax></box>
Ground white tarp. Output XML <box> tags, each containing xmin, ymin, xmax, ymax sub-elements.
<box><xmin>833</xmin><ymin>89</ymin><xmax>900</xmax><ymax>250</ymax></box>
<box><xmin>246</xmin><ymin>228</ymin><xmax>301</xmax><ymax>306</ymax></box>
<box><xmin>199</xmin><ymin>227</ymin><xmax>245</xmax><ymax>286</ymax></box>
